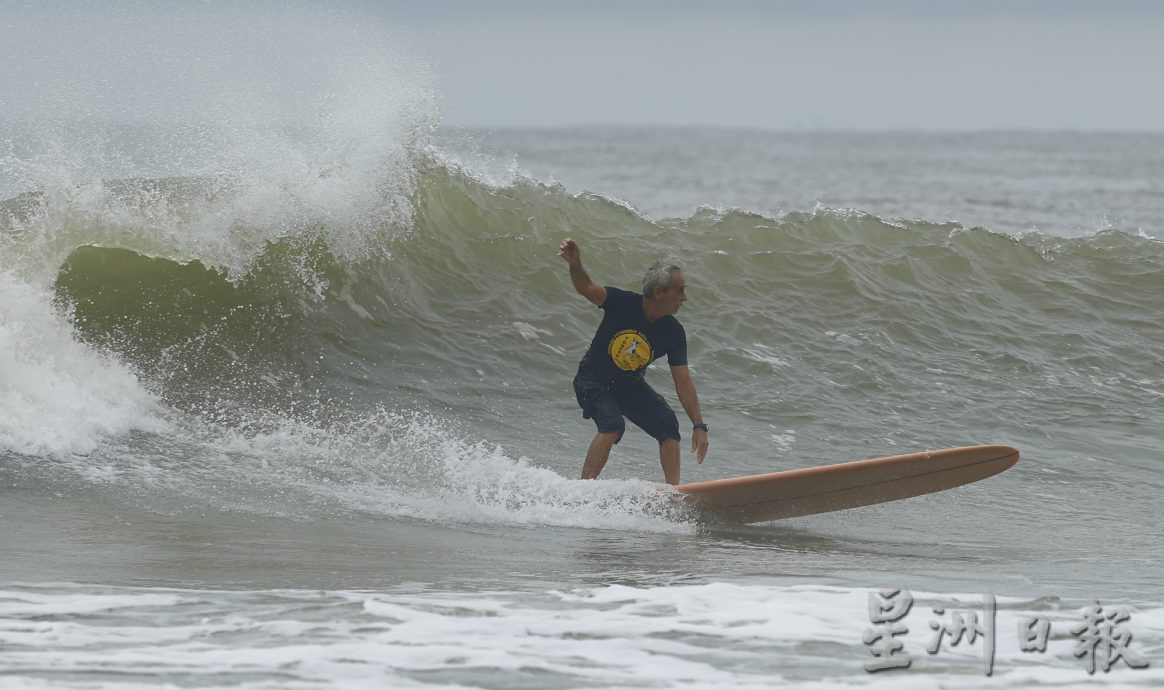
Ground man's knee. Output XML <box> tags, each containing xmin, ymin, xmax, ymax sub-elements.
<box><xmin>595</xmin><ymin>416</ymin><xmax>625</xmax><ymax>443</ymax></box>
<box><xmin>595</xmin><ymin>430</ymin><xmax>621</xmax><ymax>445</ymax></box>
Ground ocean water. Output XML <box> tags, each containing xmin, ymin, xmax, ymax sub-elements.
<box><xmin>3</xmin><ymin>30</ymin><xmax>1164</xmax><ymax>690</ymax></box>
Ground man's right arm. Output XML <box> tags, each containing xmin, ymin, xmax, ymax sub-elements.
<box><xmin>559</xmin><ymin>238</ymin><xmax>607</xmax><ymax>307</ymax></box>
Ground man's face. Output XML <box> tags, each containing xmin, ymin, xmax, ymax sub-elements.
<box><xmin>658</xmin><ymin>272</ymin><xmax>688</xmax><ymax>314</ymax></box>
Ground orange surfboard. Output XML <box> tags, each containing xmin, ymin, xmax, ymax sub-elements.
<box><xmin>676</xmin><ymin>444</ymin><xmax>1020</xmax><ymax>523</ymax></box>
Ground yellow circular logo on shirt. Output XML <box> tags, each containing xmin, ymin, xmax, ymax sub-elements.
<box><xmin>608</xmin><ymin>330</ymin><xmax>653</xmax><ymax>371</ymax></box>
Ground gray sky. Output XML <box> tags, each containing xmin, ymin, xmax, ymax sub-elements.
<box><xmin>388</xmin><ymin>0</ymin><xmax>1164</xmax><ymax>130</ymax></box>
<box><xmin>3</xmin><ymin>1</ymin><xmax>1162</xmax><ymax>131</ymax></box>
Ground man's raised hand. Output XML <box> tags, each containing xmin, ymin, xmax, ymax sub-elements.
<box><xmin>559</xmin><ymin>238</ymin><xmax>581</xmax><ymax>264</ymax></box>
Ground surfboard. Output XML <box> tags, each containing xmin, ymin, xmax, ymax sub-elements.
<box><xmin>676</xmin><ymin>444</ymin><xmax>1019</xmax><ymax>523</ymax></box>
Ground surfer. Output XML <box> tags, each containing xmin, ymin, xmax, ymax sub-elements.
<box><xmin>559</xmin><ymin>238</ymin><xmax>709</xmax><ymax>485</ymax></box>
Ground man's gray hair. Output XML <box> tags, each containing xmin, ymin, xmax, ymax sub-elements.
<box><xmin>643</xmin><ymin>260</ymin><xmax>682</xmax><ymax>297</ymax></box>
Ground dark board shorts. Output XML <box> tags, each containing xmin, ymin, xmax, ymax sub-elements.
<box><xmin>573</xmin><ymin>365</ymin><xmax>680</xmax><ymax>445</ymax></box>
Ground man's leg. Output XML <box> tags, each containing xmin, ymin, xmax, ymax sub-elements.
<box><xmin>582</xmin><ymin>431</ymin><xmax>620</xmax><ymax>479</ymax></box>
<box><xmin>620</xmin><ymin>380</ymin><xmax>682</xmax><ymax>485</ymax></box>
<box><xmin>659</xmin><ymin>438</ymin><xmax>680</xmax><ymax>485</ymax></box>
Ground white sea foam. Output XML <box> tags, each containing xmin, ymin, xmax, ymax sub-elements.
<box><xmin>769</xmin><ymin>428</ymin><xmax>797</xmax><ymax>452</ymax></box>
<box><xmin>0</xmin><ymin>271</ymin><xmax>166</xmax><ymax>458</ymax></box>
<box><xmin>136</xmin><ymin>407</ymin><xmax>693</xmax><ymax>532</ymax></box>
<box><xmin>1</xmin><ymin>582</ymin><xmax>1159</xmax><ymax>689</ymax></box>
<box><xmin>742</xmin><ymin>342</ymin><xmax>789</xmax><ymax>369</ymax></box>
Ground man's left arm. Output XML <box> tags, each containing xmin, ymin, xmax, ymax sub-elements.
<box><xmin>670</xmin><ymin>365</ymin><xmax>709</xmax><ymax>464</ymax></box>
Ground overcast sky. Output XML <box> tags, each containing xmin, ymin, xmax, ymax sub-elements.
<box><xmin>387</xmin><ymin>0</ymin><xmax>1164</xmax><ymax>130</ymax></box>
<box><xmin>3</xmin><ymin>0</ymin><xmax>1163</xmax><ymax>131</ymax></box>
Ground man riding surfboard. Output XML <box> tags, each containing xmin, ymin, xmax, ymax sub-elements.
<box><xmin>560</xmin><ymin>238</ymin><xmax>709</xmax><ymax>484</ymax></box>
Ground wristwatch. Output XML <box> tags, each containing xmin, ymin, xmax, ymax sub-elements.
<box><xmin>693</xmin><ymin>423</ymin><xmax>709</xmax><ymax>432</ymax></box>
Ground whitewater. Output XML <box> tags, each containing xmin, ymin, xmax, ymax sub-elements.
<box><xmin>2</xmin><ymin>7</ymin><xmax>1163</xmax><ymax>690</ymax></box>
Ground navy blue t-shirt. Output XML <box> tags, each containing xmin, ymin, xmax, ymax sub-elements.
<box><xmin>579</xmin><ymin>286</ymin><xmax>688</xmax><ymax>385</ymax></box>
